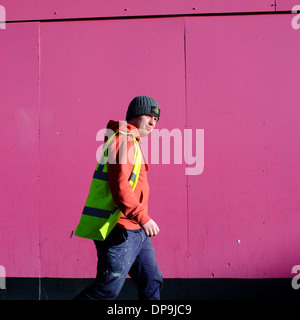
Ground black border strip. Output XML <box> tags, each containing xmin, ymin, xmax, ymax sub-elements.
<box><xmin>1</xmin><ymin>277</ymin><xmax>299</xmax><ymax>300</ymax></box>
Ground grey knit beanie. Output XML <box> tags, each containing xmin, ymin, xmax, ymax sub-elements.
<box><xmin>126</xmin><ymin>96</ymin><xmax>160</xmax><ymax>121</ymax></box>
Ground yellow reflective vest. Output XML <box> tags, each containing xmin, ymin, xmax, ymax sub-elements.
<box><xmin>74</xmin><ymin>131</ymin><xmax>142</xmax><ymax>241</ymax></box>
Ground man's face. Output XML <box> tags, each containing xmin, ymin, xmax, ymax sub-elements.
<box><xmin>130</xmin><ymin>114</ymin><xmax>158</xmax><ymax>137</ymax></box>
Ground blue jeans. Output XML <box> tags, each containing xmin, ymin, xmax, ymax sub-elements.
<box><xmin>74</xmin><ymin>227</ymin><xmax>163</xmax><ymax>300</ymax></box>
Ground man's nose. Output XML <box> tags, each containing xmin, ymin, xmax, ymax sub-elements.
<box><xmin>149</xmin><ymin>117</ymin><xmax>155</xmax><ymax>126</ymax></box>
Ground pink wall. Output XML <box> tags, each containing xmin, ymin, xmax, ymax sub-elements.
<box><xmin>4</xmin><ymin>0</ymin><xmax>292</xmax><ymax>21</ymax></box>
<box><xmin>1</xmin><ymin>3</ymin><xmax>300</xmax><ymax>280</ymax></box>
<box><xmin>0</xmin><ymin>22</ymin><xmax>40</xmax><ymax>277</ymax></box>
<box><xmin>186</xmin><ymin>15</ymin><xmax>300</xmax><ymax>278</ymax></box>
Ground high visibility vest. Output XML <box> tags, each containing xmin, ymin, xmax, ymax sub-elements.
<box><xmin>74</xmin><ymin>131</ymin><xmax>142</xmax><ymax>241</ymax></box>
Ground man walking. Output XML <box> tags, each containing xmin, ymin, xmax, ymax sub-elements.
<box><xmin>73</xmin><ymin>96</ymin><xmax>163</xmax><ymax>300</ymax></box>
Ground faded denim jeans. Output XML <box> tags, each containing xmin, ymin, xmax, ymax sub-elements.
<box><xmin>73</xmin><ymin>227</ymin><xmax>163</xmax><ymax>300</ymax></box>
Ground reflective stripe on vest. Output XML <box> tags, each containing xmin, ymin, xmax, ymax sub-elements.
<box><xmin>74</xmin><ymin>131</ymin><xmax>142</xmax><ymax>241</ymax></box>
<box><xmin>82</xmin><ymin>206</ymin><xmax>118</xmax><ymax>219</ymax></box>
<box><xmin>93</xmin><ymin>164</ymin><xmax>108</xmax><ymax>181</ymax></box>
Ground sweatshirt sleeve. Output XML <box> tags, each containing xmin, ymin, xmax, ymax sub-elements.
<box><xmin>107</xmin><ymin>133</ymin><xmax>150</xmax><ymax>226</ymax></box>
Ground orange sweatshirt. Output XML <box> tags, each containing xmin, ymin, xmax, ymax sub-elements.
<box><xmin>106</xmin><ymin>120</ymin><xmax>151</xmax><ymax>230</ymax></box>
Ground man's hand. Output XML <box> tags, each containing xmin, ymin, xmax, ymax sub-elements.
<box><xmin>142</xmin><ymin>219</ymin><xmax>160</xmax><ymax>237</ymax></box>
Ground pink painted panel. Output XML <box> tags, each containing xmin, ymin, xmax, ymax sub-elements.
<box><xmin>0</xmin><ymin>22</ymin><xmax>40</xmax><ymax>277</ymax></box>
<box><xmin>186</xmin><ymin>15</ymin><xmax>300</xmax><ymax>278</ymax></box>
<box><xmin>5</xmin><ymin>0</ymin><xmax>277</xmax><ymax>22</ymax></box>
<box><xmin>278</xmin><ymin>0</ymin><xmax>300</xmax><ymax>11</ymax></box>
<box><xmin>39</xmin><ymin>18</ymin><xmax>187</xmax><ymax>278</ymax></box>
<box><xmin>1</xmin><ymin>11</ymin><xmax>299</xmax><ymax>281</ymax></box>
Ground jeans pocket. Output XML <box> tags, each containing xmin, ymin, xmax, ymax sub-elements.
<box><xmin>106</xmin><ymin>228</ymin><xmax>128</xmax><ymax>247</ymax></box>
